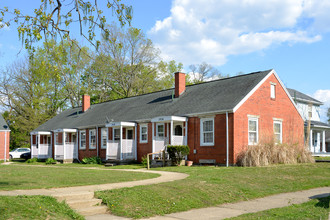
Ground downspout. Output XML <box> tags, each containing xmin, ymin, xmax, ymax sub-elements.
<box><xmin>226</xmin><ymin>111</ymin><xmax>229</xmax><ymax>167</ymax></box>
<box><xmin>96</xmin><ymin>126</ymin><xmax>99</xmax><ymax>158</ymax></box>
<box><xmin>4</xmin><ymin>130</ymin><xmax>7</xmax><ymax>161</ymax></box>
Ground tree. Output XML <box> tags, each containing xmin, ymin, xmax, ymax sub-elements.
<box><xmin>0</xmin><ymin>0</ymin><xmax>132</xmax><ymax>53</ymax></box>
<box><xmin>157</xmin><ymin>60</ymin><xmax>183</xmax><ymax>90</ymax></box>
<box><xmin>188</xmin><ymin>62</ymin><xmax>224</xmax><ymax>83</ymax></box>
<box><xmin>83</xmin><ymin>24</ymin><xmax>161</xmax><ymax>102</ymax></box>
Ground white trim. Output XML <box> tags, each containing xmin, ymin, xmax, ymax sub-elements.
<box><xmin>89</xmin><ymin>129</ymin><xmax>96</xmax><ymax>149</ymax></box>
<box><xmin>134</xmin><ymin>125</ymin><xmax>137</xmax><ymax>160</ymax></box>
<box><xmin>100</xmin><ymin>128</ymin><xmax>108</xmax><ymax>149</ymax></box>
<box><xmin>140</xmin><ymin>124</ymin><xmax>148</xmax><ymax>143</ymax></box>
<box><xmin>273</xmin><ymin>117</ymin><xmax>283</xmax><ymax>121</ymax></box>
<box><xmin>273</xmin><ymin>120</ymin><xmax>282</xmax><ymax>144</ymax></box>
<box><xmin>30</xmin><ymin>131</ymin><xmax>51</xmax><ymax>135</ymax></box>
<box><xmin>119</xmin><ymin>125</ymin><xmax>123</xmax><ymax>160</ymax></box>
<box><xmin>79</xmin><ymin>130</ymin><xmax>86</xmax><ymax>149</ymax></box>
<box><xmin>151</xmin><ymin>116</ymin><xmax>186</xmax><ymax>123</ymax></box>
<box><xmin>170</xmin><ymin>121</ymin><xmax>173</xmax><ymax>145</ymax></box>
<box><xmin>248</xmin><ymin>117</ymin><xmax>259</xmax><ymax>145</ymax></box>
<box><xmin>270</xmin><ymin>83</ymin><xmax>276</xmax><ymax>99</ymax></box>
<box><xmin>200</xmin><ymin>117</ymin><xmax>215</xmax><ymax>146</ymax></box>
<box><xmin>106</xmin><ymin>121</ymin><xmax>136</xmax><ymax>127</ymax></box>
<box><xmin>63</xmin><ymin>132</ymin><xmax>66</xmax><ymax>159</ymax></box>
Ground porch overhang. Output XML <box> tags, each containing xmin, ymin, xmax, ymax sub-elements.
<box><xmin>151</xmin><ymin>116</ymin><xmax>187</xmax><ymax>123</ymax></box>
<box><xmin>106</xmin><ymin>122</ymin><xmax>136</xmax><ymax>127</ymax></box>
<box><xmin>52</xmin><ymin>128</ymin><xmax>77</xmax><ymax>133</ymax></box>
<box><xmin>30</xmin><ymin>131</ymin><xmax>51</xmax><ymax>135</ymax></box>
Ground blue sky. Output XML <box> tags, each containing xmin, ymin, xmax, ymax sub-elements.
<box><xmin>0</xmin><ymin>0</ymin><xmax>329</xmax><ymax>121</ymax></box>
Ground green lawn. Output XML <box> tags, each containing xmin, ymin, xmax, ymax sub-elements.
<box><xmin>96</xmin><ymin>163</ymin><xmax>330</xmax><ymax>219</ymax></box>
<box><xmin>314</xmin><ymin>156</ymin><xmax>330</xmax><ymax>161</ymax></box>
<box><xmin>0</xmin><ymin>195</ymin><xmax>84</xmax><ymax>220</ymax></box>
<box><xmin>0</xmin><ymin>165</ymin><xmax>158</xmax><ymax>190</ymax></box>
<box><xmin>228</xmin><ymin>196</ymin><xmax>330</xmax><ymax>220</ymax></box>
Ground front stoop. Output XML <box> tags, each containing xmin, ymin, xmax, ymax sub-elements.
<box><xmin>54</xmin><ymin>192</ymin><xmax>109</xmax><ymax>216</ymax></box>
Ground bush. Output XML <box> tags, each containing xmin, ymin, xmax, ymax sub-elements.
<box><xmin>167</xmin><ymin>145</ymin><xmax>190</xmax><ymax>165</ymax></box>
<box><xmin>45</xmin><ymin>158</ymin><xmax>57</xmax><ymax>165</ymax></box>
<box><xmin>81</xmin><ymin>156</ymin><xmax>102</xmax><ymax>164</ymax></box>
<box><xmin>26</xmin><ymin>157</ymin><xmax>40</xmax><ymax>163</ymax></box>
<box><xmin>237</xmin><ymin>142</ymin><xmax>314</xmax><ymax>167</ymax></box>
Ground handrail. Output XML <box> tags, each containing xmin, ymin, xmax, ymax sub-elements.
<box><xmin>147</xmin><ymin>150</ymin><xmax>166</xmax><ymax>170</ymax></box>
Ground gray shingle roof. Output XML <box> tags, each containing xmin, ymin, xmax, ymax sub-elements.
<box><xmin>33</xmin><ymin>69</ymin><xmax>272</xmax><ymax>132</ymax></box>
<box><xmin>0</xmin><ymin>114</ymin><xmax>9</xmax><ymax>130</ymax></box>
<box><xmin>287</xmin><ymin>88</ymin><xmax>323</xmax><ymax>105</ymax></box>
<box><xmin>305</xmin><ymin>120</ymin><xmax>330</xmax><ymax>129</ymax></box>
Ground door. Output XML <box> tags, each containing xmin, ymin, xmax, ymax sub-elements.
<box><xmin>154</xmin><ymin>123</ymin><xmax>166</xmax><ymax>153</ymax></box>
<box><xmin>108</xmin><ymin>128</ymin><xmax>120</xmax><ymax>159</ymax></box>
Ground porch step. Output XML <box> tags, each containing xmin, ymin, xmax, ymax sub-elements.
<box><xmin>76</xmin><ymin>205</ymin><xmax>109</xmax><ymax>216</ymax></box>
<box><xmin>66</xmin><ymin>198</ymin><xmax>102</xmax><ymax>209</ymax></box>
<box><xmin>104</xmin><ymin>163</ymin><xmax>116</xmax><ymax>167</ymax></box>
<box><xmin>54</xmin><ymin>191</ymin><xmax>94</xmax><ymax>202</ymax></box>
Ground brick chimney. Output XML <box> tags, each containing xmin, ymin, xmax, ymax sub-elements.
<box><xmin>82</xmin><ymin>94</ymin><xmax>90</xmax><ymax>112</ymax></box>
<box><xmin>175</xmin><ymin>72</ymin><xmax>186</xmax><ymax>98</ymax></box>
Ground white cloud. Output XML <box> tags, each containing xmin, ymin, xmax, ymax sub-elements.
<box><xmin>313</xmin><ymin>89</ymin><xmax>330</xmax><ymax>123</ymax></box>
<box><xmin>148</xmin><ymin>0</ymin><xmax>328</xmax><ymax>65</ymax></box>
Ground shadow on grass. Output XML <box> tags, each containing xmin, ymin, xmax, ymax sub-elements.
<box><xmin>315</xmin><ymin>196</ymin><xmax>330</xmax><ymax>209</ymax></box>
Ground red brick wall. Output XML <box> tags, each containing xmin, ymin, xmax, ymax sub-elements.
<box><xmin>0</xmin><ymin>131</ymin><xmax>10</xmax><ymax>160</ymax></box>
<box><xmin>175</xmin><ymin>72</ymin><xmax>186</xmax><ymax>98</ymax></box>
<box><xmin>136</xmin><ymin>122</ymin><xmax>152</xmax><ymax>162</ymax></box>
<box><xmin>233</xmin><ymin>73</ymin><xmax>304</xmax><ymax>163</ymax></box>
<box><xmin>78</xmin><ymin>128</ymin><xmax>97</xmax><ymax>160</ymax></box>
<box><xmin>187</xmin><ymin>114</ymin><xmax>234</xmax><ymax>164</ymax></box>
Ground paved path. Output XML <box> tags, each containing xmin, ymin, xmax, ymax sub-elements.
<box><xmin>1</xmin><ymin>164</ymin><xmax>329</xmax><ymax>219</ymax></box>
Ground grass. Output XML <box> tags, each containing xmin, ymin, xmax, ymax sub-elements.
<box><xmin>96</xmin><ymin>163</ymin><xmax>330</xmax><ymax>219</ymax></box>
<box><xmin>228</xmin><ymin>196</ymin><xmax>330</xmax><ymax>220</ymax></box>
<box><xmin>0</xmin><ymin>165</ymin><xmax>158</xmax><ymax>190</ymax></box>
<box><xmin>0</xmin><ymin>195</ymin><xmax>84</xmax><ymax>220</ymax></box>
<box><xmin>314</xmin><ymin>156</ymin><xmax>330</xmax><ymax>161</ymax></box>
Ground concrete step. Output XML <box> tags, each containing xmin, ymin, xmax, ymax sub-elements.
<box><xmin>77</xmin><ymin>205</ymin><xmax>109</xmax><ymax>216</ymax></box>
<box><xmin>54</xmin><ymin>191</ymin><xmax>94</xmax><ymax>202</ymax></box>
<box><xmin>66</xmin><ymin>198</ymin><xmax>102</xmax><ymax>209</ymax></box>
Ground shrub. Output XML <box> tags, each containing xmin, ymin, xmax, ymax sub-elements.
<box><xmin>237</xmin><ymin>142</ymin><xmax>314</xmax><ymax>167</ymax></box>
<box><xmin>81</xmin><ymin>156</ymin><xmax>102</xmax><ymax>164</ymax></box>
<box><xmin>45</xmin><ymin>158</ymin><xmax>57</xmax><ymax>165</ymax></box>
<box><xmin>26</xmin><ymin>157</ymin><xmax>40</xmax><ymax>163</ymax></box>
<box><xmin>167</xmin><ymin>145</ymin><xmax>190</xmax><ymax>165</ymax></box>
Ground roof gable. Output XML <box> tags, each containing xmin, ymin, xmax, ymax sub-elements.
<box><xmin>287</xmin><ymin>88</ymin><xmax>323</xmax><ymax>105</ymax></box>
<box><xmin>0</xmin><ymin>114</ymin><xmax>9</xmax><ymax>130</ymax></box>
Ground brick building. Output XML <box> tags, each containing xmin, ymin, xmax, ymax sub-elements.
<box><xmin>0</xmin><ymin>115</ymin><xmax>10</xmax><ymax>161</ymax></box>
<box><xmin>31</xmin><ymin>69</ymin><xmax>304</xmax><ymax>165</ymax></box>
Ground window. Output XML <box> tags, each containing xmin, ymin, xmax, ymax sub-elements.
<box><xmin>101</xmin><ymin>128</ymin><xmax>107</xmax><ymax>149</ymax></box>
<box><xmin>274</xmin><ymin>121</ymin><xmax>282</xmax><ymax>143</ymax></box>
<box><xmin>308</xmin><ymin>104</ymin><xmax>312</xmax><ymax>118</ymax></box>
<box><xmin>248</xmin><ymin>118</ymin><xmax>259</xmax><ymax>145</ymax></box>
<box><xmin>114</xmin><ymin>128</ymin><xmax>120</xmax><ymax>141</ymax></box>
<box><xmin>174</xmin><ymin>125</ymin><xmax>183</xmax><ymax>136</ymax></box>
<box><xmin>65</xmin><ymin>133</ymin><xmax>71</xmax><ymax>144</ymax></box>
<box><xmin>157</xmin><ymin>124</ymin><xmax>164</xmax><ymax>138</ymax></box>
<box><xmin>200</xmin><ymin>118</ymin><xmax>214</xmax><ymax>146</ymax></box>
<box><xmin>126</xmin><ymin>129</ymin><xmax>133</xmax><ymax>140</ymax></box>
<box><xmin>89</xmin><ymin>129</ymin><xmax>96</xmax><ymax>149</ymax></box>
<box><xmin>140</xmin><ymin>124</ymin><xmax>148</xmax><ymax>143</ymax></box>
<box><xmin>56</xmin><ymin>133</ymin><xmax>63</xmax><ymax>145</ymax></box>
<box><xmin>80</xmin><ymin>130</ymin><xmax>86</xmax><ymax>149</ymax></box>
<box><xmin>270</xmin><ymin>83</ymin><xmax>276</xmax><ymax>99</ymax></box>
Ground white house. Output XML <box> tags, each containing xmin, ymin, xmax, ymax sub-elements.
<box><xmin>288</xmin><ymin>88</ymin><xmax>330</xmax><ymax>154</ymax></box>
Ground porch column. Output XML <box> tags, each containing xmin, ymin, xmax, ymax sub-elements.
<box><xmin>322</xmin><ymin>130</ymin><xmax>326</xmax><ymax>153</ymax></box>
<box><xmin>54</xmin><ymin>132</ymin><xmax>57</xmax><ymax>160</ymax></box>
<box><xmin>185</xmin><ymin>119</ymin><xmax>188</xmax><ymax>145</ymax></box>
<box><xmin>37</xmin><ymin>133</ymin><xmax>40</xmax><ymax>159</ymax></box>
<box><xmin>310</xmin><ymin>129</ymin><xmax>313</xmax><ymax>152</ymax></box>
<box><xmin>134</xmin><ymin>125</ymin><xmax>137</xmax><ymax>160</ymax></box>
<box><xmin>76</xmin><ymin>130</ymin><xmax>79</xmax><ymax>159</ymax></box>
<box><xmin>120</xmin><ymin>125</ymin><xmax>123</xmax><ymax>160</ymax></box>
<box><xmin>63</xmin><ymin>132</ymin><xmax>66</xmax><ymax>160</ymax></box>
<box><xmin>152</xmin><ymin>123</ymin><xmax>155</xmax><ymax>153</ymax></box>
<box><xmin>50</xmin><ymin>133</ymin><xmax>53</xmax><ymax>158</ymax></box>
<box><xmin>317</xmin><ymin>132</ymin><xmax>321</xmax><ymax>153</ymax></box>
<box><xmin>170</xmin><ymin>120</ymin><xmax>173</xmax><ymax>145</ymax></box>
<box><xmin>30</xmin><ymin>135</ymin><xmax>33</xmax><ymax>158</ymax></box>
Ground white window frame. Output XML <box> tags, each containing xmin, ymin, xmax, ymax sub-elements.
<box><xmin>200</xmin><ymin>118</ymin><xmax>214</xmax><ymax>146</ymax></box>
<box><xmin>101</xmin><ymin>128</ymin><xmax>108</xmax><ymax>149</ymax></box>
<box><xmin>140</xmin><ymin>124</ymin><xmax>148</xmax><ymax>143</ymax></box>
<box><xmin>270</xmin><ymin>83</ymin><xmax>276</xmax><ymax>99</ymax></box>
<box><xmin>156</xmin><ymin>123</ymin><xmax>165</xmax><ymax>138</ymax></box>
<box><xmin>79</xmin><ymin>130</ymin><xmax>86</xmax><ymax>149</ymax></box>
<box><xmin>126</xmin><ymin>128</ymin><xmax>133</xmax><ymax>140</ymax></box>
<box><xmin>248</xmin><ymin>117</ymin><xmax>259</xmax><ymax>145</ymax></box>
<box><xmin>273</xmin><ymin>120</ymin><xmax>282</xmax><ymax>143</ymax></box>
<box><xmin>89</xmin><ymin>129</ymin><xmax>96</xmax><ymax>149</ymax></box>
